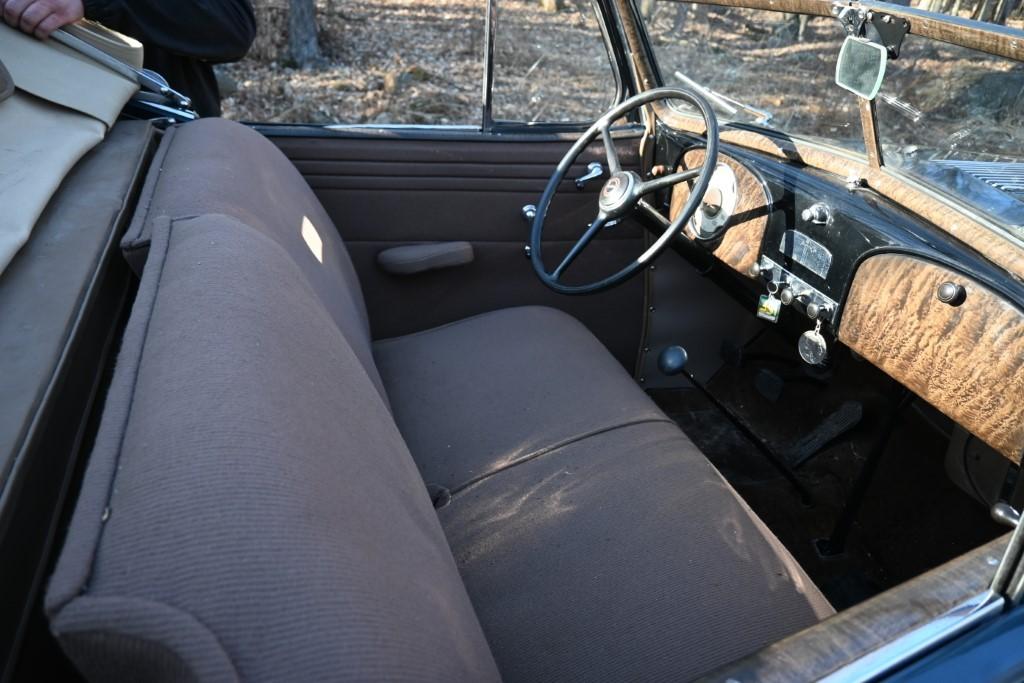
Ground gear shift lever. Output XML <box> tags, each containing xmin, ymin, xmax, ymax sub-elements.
<box><xmin>657</xmin><ymin>345</ymin><xmax>689</xmax><ymax>376</ymax></box>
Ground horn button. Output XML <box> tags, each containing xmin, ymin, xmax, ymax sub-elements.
<box><xmin>598</xmin><ymin>171</ymin><xmax>638</xmax><ymax>216</ymax></box>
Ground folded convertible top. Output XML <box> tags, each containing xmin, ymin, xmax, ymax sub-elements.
<box><xmin>0</xmin><ymin>22</ymin><xmax>140</xmax><ymax>277</ymax></box>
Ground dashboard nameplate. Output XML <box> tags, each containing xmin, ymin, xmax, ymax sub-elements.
<box><xmin>780</xmin><ymin>230</ymin><xmax>832</xmax><ymax>279</ymax></box>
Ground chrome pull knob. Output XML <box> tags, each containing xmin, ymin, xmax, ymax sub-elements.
<box><xmin>575</xmin><ymin>162</ymin><xmax>604</xmax><ymax>190</ymax></box>
<box><xmin>806</xmin><ymin>301</ymin><xmax>833</xmax><ymax>320</ymax></box>
<box><xmin>521</xmin><ymin>204</ymin><xmax>537</xmax><ymax>223</ymax></box>
<box><xmin>780</xmin><ymin>287</ymin><xmax>812</xmax><ymax>307</ymax></box>
<box><xmin>801</xmin><ymin>202</ymin><xmax>832</xmax><ymax>225</ymax></box>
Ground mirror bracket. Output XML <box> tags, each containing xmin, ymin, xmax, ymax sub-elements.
<box><xmin>831</xmin><ymin>3</ymin><xmax>910</xmax><ymax>59</ymax></box>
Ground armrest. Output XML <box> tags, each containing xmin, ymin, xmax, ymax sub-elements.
<box><xmin>376</xmin><ymin>242</ymin><xmax>474</xmax><ymax>275</ymax></box>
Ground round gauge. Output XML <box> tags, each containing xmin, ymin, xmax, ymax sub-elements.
<box><xmin>689</xmin><ymin>162</ymin><xmax>739</xmax><ymax>238</ymax></box>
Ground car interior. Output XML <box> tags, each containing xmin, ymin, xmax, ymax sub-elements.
<box><xmin>2</xmin><ymin>0</ymin><xmax>1024</xmax><ymax>681</ymax></box>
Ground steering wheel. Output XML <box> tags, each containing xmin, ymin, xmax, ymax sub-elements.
<box><xmin>530</xmin><ymin>87</ymin><xmax>719</xmax><ymax>295</ymax></box>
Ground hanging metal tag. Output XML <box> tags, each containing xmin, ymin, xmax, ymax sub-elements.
<box><xmin>757</xmin><ymin>294</ymin><xmax>782</xmax><ymax>322</ymax></box>
<box><xmin>798</xmin><ymin>320</ymin><xmax>828</xmax><ymax>365</ymax></box>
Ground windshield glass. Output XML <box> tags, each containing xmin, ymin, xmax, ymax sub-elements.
<box><xmin>647</xmin><ymin>3</ymin><xmax>864</xmax><ymax>152</ymax></box>
<box><xmin>648</xmin><ymin>2</ymin><xmax>1024</xmax><ymax>238</ymax></box>
<box><xmin>876</xmin><ymin>36</ymin><xmax>1024</xmax><ymax>236</ymax></box>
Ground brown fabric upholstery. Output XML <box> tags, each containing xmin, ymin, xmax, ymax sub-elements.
<box><xmin>120</xmin><ymin>119</ymin><xmax>385</xmax><ymax>402</ymax></box>
<box><xmin>47</xmin><ymin>215</ymin><xmax>500</xmax><ymax>682</ymax></box>
<box><xmin>440</xmin><ymin>421</ymin><xmax>833</xmax><ymax>681</ymax></box>
<box><xmin>374</xmin><ymin>306</ymin><xmax>668</xmax><ymax>491</ymax></box>
<box><xmin>377</xmin><ymin>308</ymin><xmax>833</xmax><ymax>680</ymax></box>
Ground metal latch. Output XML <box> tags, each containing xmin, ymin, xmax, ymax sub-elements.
<box><xmin>832</xmin><ymin>2</ymin><xmax>910</xmax><ymax>58</ymax></box>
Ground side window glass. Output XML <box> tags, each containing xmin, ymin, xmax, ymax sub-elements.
<box><xmin>222</xmin><ymin>1</ymin><xmax>486</xmax><ymax>125</ymax></box>
<box><xmin>492</xmin><ymin>1</ymin><xmax>618</xmax><ymax>123</ymax></box>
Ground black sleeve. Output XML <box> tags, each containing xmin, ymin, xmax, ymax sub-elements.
<box><xmin>82</xmin><ymin>0</ymin><xmax>257</xmax><ymax>63</ymax></box>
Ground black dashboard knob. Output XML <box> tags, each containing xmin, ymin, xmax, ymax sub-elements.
<box><xmin>936</xmin><ymin>281</ymin><xmax>966</xmax><ymax>306</ymax></box>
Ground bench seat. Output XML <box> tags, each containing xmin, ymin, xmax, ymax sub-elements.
<box><xmin>47</xmin><ymin>119</ymin><xmax>832</xmax><ymax>682</ymax></box>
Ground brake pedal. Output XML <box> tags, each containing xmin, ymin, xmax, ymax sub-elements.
<box><xmin>785</xmin><ymin>401</ymin><xmax>863</xmax><ymax>468</ymax></box>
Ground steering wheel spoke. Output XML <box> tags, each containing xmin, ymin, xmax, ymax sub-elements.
<box><xmin>600</xmin><ymin>123</ymin><xmax>621</xmax><ymax>174</ymax></box>
<box><xmin>638</xmin><ymin>168</ymin><xmax>700</xmax><ymax>196</ymax></box>
<box><xmin>553</xmin><ymin>214</ymin><xmax>607</xmax><ymax>281</ymax></box>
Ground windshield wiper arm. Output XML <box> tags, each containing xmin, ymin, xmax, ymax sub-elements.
<box><xmin>674</xmin><ymin>71</ymin><xmax>773</xmax><ymax>126</ymax></box>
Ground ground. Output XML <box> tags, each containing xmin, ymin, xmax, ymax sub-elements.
<box><xmin>220</xmin><ymin>0</ymin><xmax>615</xmax><ymax>124</ymax></box>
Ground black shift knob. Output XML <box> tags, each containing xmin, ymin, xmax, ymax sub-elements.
<box><xmin>657</xmin><ymin>345</ymin><xmax>689</xmax><ymax>376</ymax></box>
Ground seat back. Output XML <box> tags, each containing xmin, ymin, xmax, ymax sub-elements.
<box><xmin>121</xmin><ymin>119</ymin><xmax>387</xmax><ymax>402</ymax></box>
<box><xmin>46</xmin><ymin>214</ymin><xmax>500</xmax><ymax>682</ymax></box>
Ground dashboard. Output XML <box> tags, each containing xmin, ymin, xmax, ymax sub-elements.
<box><xmin>655</xmin><ymin>127</ymin><xmax>1024</xmax><ymax>463</ymax></box>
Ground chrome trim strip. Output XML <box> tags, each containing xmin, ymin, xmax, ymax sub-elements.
<box><xmin>323</xmin><ymin>124</ymin><xmax>482</xmax><ymax>132</ymax></box>
<box><xmin>819</xmin><ymin>590</ymin><xmax>1004</xmax><ymax>682</ymax></box>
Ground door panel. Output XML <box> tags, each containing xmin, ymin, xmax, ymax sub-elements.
<box><xmin>264</xmin><ymin>129</ymin><xmax>646</xmax><ymax>369</ymax></box>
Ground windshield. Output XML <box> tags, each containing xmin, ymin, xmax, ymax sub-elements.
<box><xmin>647</xmin><ymin>2</ymin><xmax>1024</xmax><ymax>238</ymax></box>
<box><xmin>876</xmin><ymin>36</ymin><xmax>1024</xmax><ymax>236</ymax></box>
<box><xmin>647</xmin><ymin>4</ymin><xmax>864</xmax><ymax>151</ymax></box>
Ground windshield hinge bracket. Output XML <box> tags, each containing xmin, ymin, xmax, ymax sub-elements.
<box><xmin>831</xmin><ymin>3</ymin><xmax>910</xmax><ymax>59</ymax></box>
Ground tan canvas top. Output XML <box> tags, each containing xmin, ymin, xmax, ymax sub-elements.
<box><xmin>0</xmin><ymin>21</ymin><xmax>143</xmax><ymax>277</ymax></box>
<box><xmin>0</xmin><ymin>22</ymin><xmax>138</xmax><ymax>128</ymax></box>
<box><xmin>64</xmin><ymin>20</ymin><xmax>144</xmax><ymax>69</ymax></box>
<box><xmin>0</xmin><ymin>58</ymin><xmax>12</xmax><ymax>103</ymax></box>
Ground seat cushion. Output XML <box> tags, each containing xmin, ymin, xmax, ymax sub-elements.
<box><xmin>47</xmin><ymin>214</ymin><xmax>500</xmax><ymax>682</ymax></box>
<box><xmin>440</xmin><ymin>421</ymin><xmax>834</xmax><ymax>682</ymax></box>
<box><xmin>120</xmin><ymin>118</ymin><xmax>386</xmax><ymax>402</ymax></box>
<box><xmin>373</xmin><ymin>306</ymin><xmax>669</xmax><ymax>491</ymax></box>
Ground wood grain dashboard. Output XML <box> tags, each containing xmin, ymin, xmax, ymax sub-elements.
<box><xmin>668</xmin><ymin>150</ymin><xmax>770</xmax><ymax>278</ymax></box>
<box><xmin>839</xmin><ymin>254</ymin><xmax>1024</xmax><ymax>462</ymax></box>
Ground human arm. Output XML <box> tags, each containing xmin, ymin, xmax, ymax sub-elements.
<box><xmin>82</xmin><ymin>0</ymin><xmax>256</xmax><ymax>62</ymax></box>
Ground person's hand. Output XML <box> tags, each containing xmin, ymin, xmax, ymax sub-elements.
<box><xmin>1</xmin><ymin>0</ymin><xmax>84</xmax><ymax>40</ymax></box>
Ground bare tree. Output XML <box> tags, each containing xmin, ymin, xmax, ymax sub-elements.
<box><xmin>289</xmin><ymin>0</ymin><xmax>322</xmax><ymax>67</ymax></box>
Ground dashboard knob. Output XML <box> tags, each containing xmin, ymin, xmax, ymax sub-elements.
<box><xmin>806</xmin><ymin>302</ymin><xmax>834</xmax><ymax>320</ymax></box>
<box><xmin>936</xmin><ymin>281</ymin><xmax>966</xmax><ymax>306</ymax></box>
<box><xmin>780</xmin><ymin>288</ymin><xmax>811</xmax><ymax>307</ymax></box>
<box><xmin>801</xmin><ymin>203</ymin><xmax>832</xmax><ymax>225</ymax></box>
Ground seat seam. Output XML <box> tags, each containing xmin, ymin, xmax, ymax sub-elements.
<box><xmin>447</xmin><ymin>417</ymin><xmax>677</xmax><ymax>498</ymax></box>
<box><xmin>373</xmin><ymin>305</ymin><xmax>569</xmax><ymax>347</ymax></box>
<box><xmin>123</xmin><ymin>125</ymin><xmax>176</xmax><ymax>248</ymax></box>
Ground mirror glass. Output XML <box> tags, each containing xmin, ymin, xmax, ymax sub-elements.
<box><xmin>835</xmin><ymin>37</ymin><xmax>887</xmax><ymax>100</ymax></box>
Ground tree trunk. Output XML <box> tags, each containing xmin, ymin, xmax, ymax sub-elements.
<box><xmin>289</xmin><ymin>0</ymin><xmax>321</xmax><ymax>67</ymax></box>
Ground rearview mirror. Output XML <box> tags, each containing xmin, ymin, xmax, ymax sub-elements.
<box><xmin>835</xmin><ymin>36</ymin><xmax>887</xmax><ymax>100</ymax></box>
